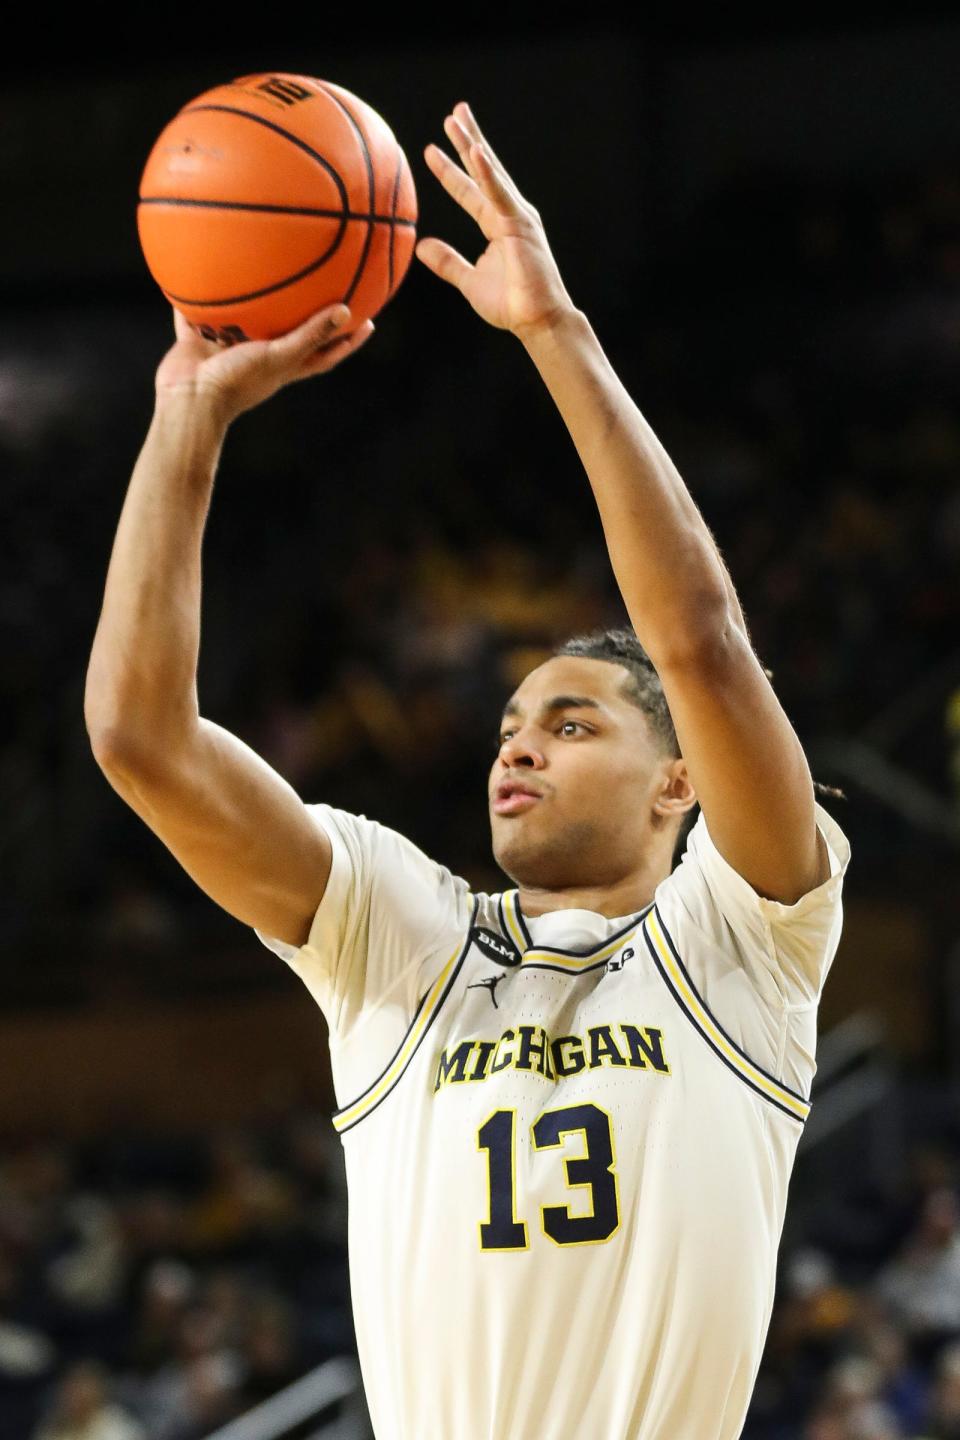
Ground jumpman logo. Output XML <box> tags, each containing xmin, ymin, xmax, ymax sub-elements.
<box><xmin>467</xmin><ymin>974</ymin><xmax>506</xmax><ymax>1009</ymax></box>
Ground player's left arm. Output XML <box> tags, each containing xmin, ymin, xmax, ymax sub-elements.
<box><xmin>417</xmin><ymin>102</ymin><xmax>828</xmax><ymax>906</ymax></box>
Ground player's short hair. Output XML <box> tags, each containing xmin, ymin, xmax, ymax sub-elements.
<box><xmin>555</xmin><ymin>628</ymin><xmax>680</xmax><ymax>757</ymax></box>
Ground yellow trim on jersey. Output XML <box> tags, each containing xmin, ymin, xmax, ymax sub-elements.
<box><xmin>643</xmin><ymin>908</ymin><xmax>810</xmax><ymax>1123</ymax></box>
<box><xmin>501</xmin><ymin>890</ymin><xmax>528</xmax><ymax>953</ymax></box>
<box><xmin>521</xmin><ymin>925</ymin><xmax>642</xmax><ymax>973</ymax></box>
<box><xmin>502</xmin><ymin>891</ymin><xmax>647</xmax><ymax>972</ymax></box>
<box><xmin>333</xmin><ymin>933</ymin><xmax>468</xmax><ymax>1134</ymax></box>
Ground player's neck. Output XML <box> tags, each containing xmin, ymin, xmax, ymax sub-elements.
<box><xmin>518</xmin><ymin>860</ymin><xmax>669</xmax><ymax>922</ymax></box>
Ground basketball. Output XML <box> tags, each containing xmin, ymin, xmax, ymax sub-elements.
<box><xmin>137</xmin><ymin>73</ymin><xmax>418</xmax><ymax>342</ymax></box>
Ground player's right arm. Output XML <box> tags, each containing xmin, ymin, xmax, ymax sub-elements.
<box><xmin>84</xmin><ymin>304</ymin><xmax>374</xmax><ymax>948</ymax></box>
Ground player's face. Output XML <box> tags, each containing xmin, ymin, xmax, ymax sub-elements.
<box><xmin>489</xmin><ymin>655</ymin><xmax>681</xmax><ymax>890</ymax></box>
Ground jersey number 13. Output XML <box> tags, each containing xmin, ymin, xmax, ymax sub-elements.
<box><xmin>477</xmin><ymin>1102</ymin><xmax>620</xmax><ymax>1251</ymax></box>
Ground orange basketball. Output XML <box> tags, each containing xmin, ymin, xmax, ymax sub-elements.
<box><xmin>137</xmin><ymin>73</ymin><xmax>417</xmax><ymax>342</ymax></box>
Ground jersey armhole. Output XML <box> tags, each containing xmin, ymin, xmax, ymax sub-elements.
<box><xmin>643</xmin><ymin>906</ymin><xmax>811</xmax><ymax>1127</ymax></box>
<box><xmin>333</xmin><ymin>901</ymin><xmax>477</xmax><ymax>1137</ymax></box>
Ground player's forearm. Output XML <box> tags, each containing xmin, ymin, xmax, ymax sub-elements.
<box><xmin>85</xmin><ymin>394</ymin><xmax>227</xmax><ymax>764</ymax></box>
<box><xmin>521</xmin><ymin>307</ymin><xmax>746</xmax><ymax>663</ymax></box>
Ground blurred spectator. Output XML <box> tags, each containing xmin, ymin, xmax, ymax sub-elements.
<box><xmin>0</xmin><ymin>1241</ymin><xmax>55</xmax><ymax>1371</ymax></box>
<box><xmin>47</xmin><ymin>1196</ymin><xmax>126</xmax><ymax>1316</ymax></box>
<box><xmin>764</xmin><ymin>1248</ymin><xmax>861</xmax><ymax>1420</ymax></box>
<box><xmin>858</xmin><ymin>1316</ymin><xmax>929</xmax><ymax>1436</ymax></box>
<box><xmin>0</xmin><ymin>1243</ymin><xmax>56</xmax><ymax>1419</ymax></box>
<box><xmin>34</xmin><ymin>1361</ymin><xmax>144</xmax><ymax>1440</ymax></box>
<box><xmin>875</xmin><ymin>1190</ymin><xmax>960</xmax><ymax>1358</ymax></box>
<box><xmin>124</xmin><ymin>1262</ymin><xmax>194</xmax><ymax>1378</ymax></box>
<box><xmin>804</xmin><ymin>1355</ymin><xmax>902</xmax><ymax>1439</ymax></box>
<box><xmin>922</xmin><ymin>1340</ymin><xmax>960</xmax><ymax>1439</ymax></box>
<box><xmin>237</xmin><ymin>1293</ymin><xmax>301</xmax><ymax>1407</ymax></box>
<box><xmin>183</xmin><ymin>1133</ymin><xmax>297</xmax><ymax>1256</ymax></box>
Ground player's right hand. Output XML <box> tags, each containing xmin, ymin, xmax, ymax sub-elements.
<box><xmin>154</xmin><ymin>304</ymin><xmax>375</xmax><ymax>424</ymax></box>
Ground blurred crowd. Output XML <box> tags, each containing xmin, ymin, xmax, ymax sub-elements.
<box><xmin>0</xmin><ymin>1110</ymin><xmax>351</xmax><ymax>1438</ymax></box>
<box><xmin>746</xmin><ymin>1130</ymin><xmax>960</xmax><ymax>1440</ymax></box>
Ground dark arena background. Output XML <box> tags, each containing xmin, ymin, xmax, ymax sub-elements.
<box><xmin>2</xmin><ymin>7</ymin><xmax>960</xmax><ymax>1437</ymax></box>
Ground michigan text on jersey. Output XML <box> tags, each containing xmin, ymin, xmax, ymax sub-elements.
<box><xmin>434</xmin><ymin>1023</ymin><xmax>671</xmax><ymax>1092</ymax></box>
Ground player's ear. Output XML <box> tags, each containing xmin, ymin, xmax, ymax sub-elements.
<box><xmin>651</xmin><ymin>758</ymin><xmax>696</xmax><ymax>820</ymax></box>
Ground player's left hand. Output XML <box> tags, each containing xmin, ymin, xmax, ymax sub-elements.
<box><xmin>416</xmin><ymin>102</ymin><xmax>575</xmax><ymax>339</ymax></box>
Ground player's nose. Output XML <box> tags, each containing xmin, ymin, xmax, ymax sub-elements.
<box><xmin>498</xmin><ymin>730</ymin><xmax>546</xmax><ymax>769</ymax></box>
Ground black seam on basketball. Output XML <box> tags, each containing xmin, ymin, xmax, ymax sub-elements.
<box><xmin>314</xmin><ymin>83</ymin><xmax>376</xmax><ymax>306</ymax></box>
<box><xmin>179</xmin><ymin>105</ymin><xmax>350</xmax><ymax>213</ymax></box>
<box><xmin>160</xmin><ymin>220</ymin><xmax>353</xmax><ymax>306</ymax></box>
<box><xmin>138</xmin><ymin>196</ymin><xmax>415</xmax><ymax>226</ymax></box>
<box><xmin>387</xmin><ymin>153</ymin><xmax>402</xmax><ymax>294</ymax></box>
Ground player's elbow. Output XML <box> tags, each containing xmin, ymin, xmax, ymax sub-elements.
<box><xmin>651</xmin><ymin>593</ymin><xmax>742</xmax><ymax>674</ymax></box>
<box><xmin>87</xmin><ymin>721</ymin><xmax>175</xmax><ymax>792</ymax></box>
<box><xmin>88</xmin><ymin>723</ymin><xmax>141</xmax><ymax>781</ymax></box>
<box><xmin>85</xmin><ymin>669</ymin><xmax>137</xmax><ymax>777</ymax></box>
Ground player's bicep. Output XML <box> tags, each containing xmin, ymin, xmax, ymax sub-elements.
<box><xmin>657</xmin><ymin>624</ymin><xmax>827</xmax><ymax>905</ymax></box>
<box><xmin>97</xmin><ymin>718</ymin><xmax>331</xmax><ymax>946</ymax></box>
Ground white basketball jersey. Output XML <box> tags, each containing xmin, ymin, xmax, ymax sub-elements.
<box><xmin>258</xmin><ymin>801</ymin><xmax>850</xmax><ymax>1440</ymax></box>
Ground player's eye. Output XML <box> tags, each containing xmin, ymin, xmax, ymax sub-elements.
<box><xmin>559</xmin><ymin>720</ymin><xmax>587</xmax><ymax>737</ymax></box>
<box><xmin>498</xmin><ymin>730</ymin><xmax>515</xmax><ymax>747</ymax></box>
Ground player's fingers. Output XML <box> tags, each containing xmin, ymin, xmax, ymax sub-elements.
<box><xmin>469</xmin><ymin>142</ymin><xmax>522</xmax><ymax>215</ymax></box>
<box><xmin>298</xmin><ymin>319</ymin><xmax>375</xmax><ymax>376</ymax></box>
<box><xmin>172</xmin><ymin>307</ymin><xmax>195</xmax><ymax>343</ymax></box>
<box><xmin>172</xmin><ymin>307</ymin><xmax>216</xmax><ymax>357</ymax></box>
<box><xmin>423</xmin><ymin>143</ymin><xmax>486</xmax><ymax>227</ymax></box>
<box><xmin>271</xmin><ymin>303</ymin><xmax>352</xmax><ymax>365</ymax></box>
<box><xmin>453</xmin><ymin>101</ymin><xmax>498</xmax><ymax>161</ymax></box>
<box><xmin>453</xmin><ymin>102</ymin><xmax>526</xmax><ymax>205</ymax></box>
<box><xmin>445</xmin><ymin>112</ymin><xmax>517</xmax><ymax>209</ymax></box>
<box><xmin>442</xmin><ymin>114</ymin><xmax>482</xmax><ymax>183</ymax></box>
<box><xmin>414</xmin><ymin>236</ymin><xmax>475</xmax><ymax>292</ymax></box>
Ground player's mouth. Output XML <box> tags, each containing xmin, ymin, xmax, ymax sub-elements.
<box><xmin>493</xmin><ymin>779</ymin><xmax>545</xmax><ymax>816</ymax></box>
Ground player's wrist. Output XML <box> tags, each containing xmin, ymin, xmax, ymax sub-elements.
<box><xmin>153</xmin><ymin>383</ymin><xmax>234</xmax><ymax>436</ymax></box>
<box><xmin>515</xmin><ymin>302</ymin><xmax>589</xmax><ymax>354</ymax></box>
<box><xmin>150</xmin><ymin>385</ymin><xmax>233</xmax><ymax>464</ymax></box>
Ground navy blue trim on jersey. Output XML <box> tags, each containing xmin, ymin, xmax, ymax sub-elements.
<box><xmin>523</xmin><ymin>904</ymin><xmax>654</xmax><ymax>960</ymax></box>
<box><xmin>513</xmin><ymin>893</ymin><xmax>534</xmax><ymax>949</ymax></box>
<box><xmin>654</xmin><ymin>906</ymin><xmax>808</xmax><ymax>1103</ymax></box>
<box><xmin>644</xmin><ymin>905</ymin><xmax>809</xmax><ymax>1124</ymax></box>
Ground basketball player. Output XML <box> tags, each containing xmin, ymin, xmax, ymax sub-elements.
<box><xmin>86</xmin><ymin>102</ymin><xmax>850</xmax><ymax>1439</ymax></box>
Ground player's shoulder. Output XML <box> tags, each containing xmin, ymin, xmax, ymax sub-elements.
<box><xmin>653</xmin><ymin>808</ymin><xmax>714</xmax><ymax>915</ymax></box>
<box><xmin>662</xmin><ymin>801</ymin><xmax>850</xmax><ymax>905</ymax></box>
<box><xmin>305</xmin><ymin>801</ymin><xmax>475</xmax><ymax>931</ymax></box>
<box><xmin>653</xmin><ymin>799</ymin><xmax>851</xmax><ymax>959</ymax></box>
<box><xmin>307</xmin><ymin>800</ymin><xmax>457</xmax><ymax>878</ymax></box>
<box><xmin>305</xmin><ymin>800</ymin><xmax>425</xmax><ymax>859</ymax></box>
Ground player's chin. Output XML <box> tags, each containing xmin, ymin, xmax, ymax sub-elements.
<box><xmin>490</xmin><ymin>815</ymin><xmax>556</xmax><ymax>881</ymax></box>
<box><xmin>489</xmin><ymin>804</ymin><xmax>543</xmax><ymax>843</ymax></box>
<box><xmin>493</xmin><ymin>811</ymin><xmax>606</xmax><ymax>888</ymax></box>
